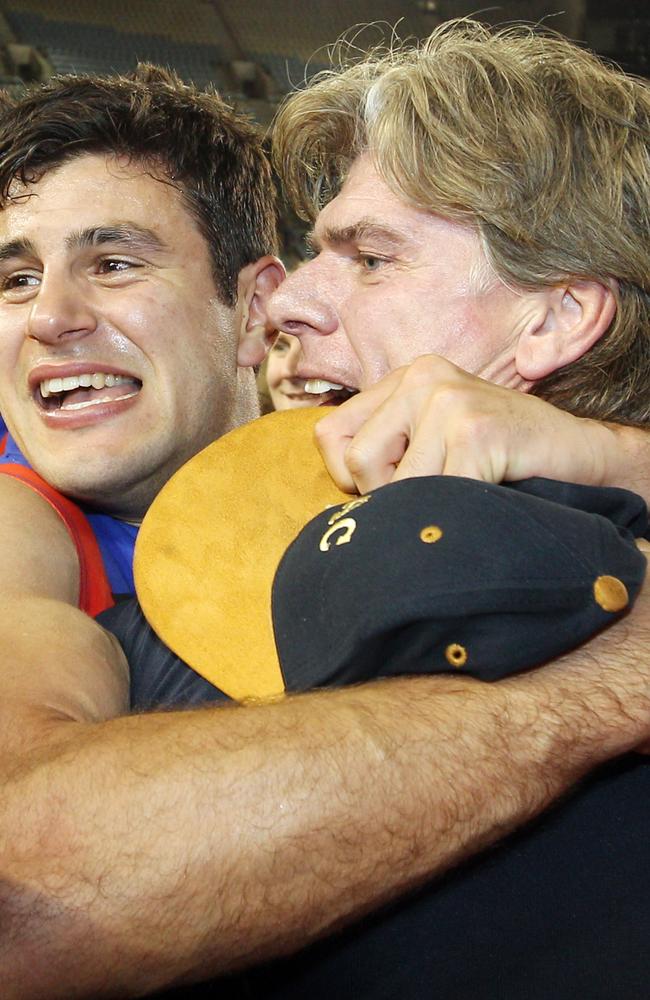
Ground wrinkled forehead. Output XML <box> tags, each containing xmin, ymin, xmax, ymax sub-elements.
<box><xmin>314</xmin><ymin>153</ymin><xmax>416</xmax><ymax>236</ymax></box>
<box><xmin>313</xmin><ymin>154</ymin><xmax>484</xmax><ymax>272</ymax></box>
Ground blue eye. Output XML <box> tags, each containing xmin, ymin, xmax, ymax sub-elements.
<box><xmin>357</xmin><ymin>253</ymin><xmax>386</xmax><ymax>272</ymax></box>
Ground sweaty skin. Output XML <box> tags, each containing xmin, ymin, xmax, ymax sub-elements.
<box><xmin>2</xmin><ymin>155</ymin><xmax>650</xmax><ymax>999</ymax></box>
<box><xmin>0</xmin><ymin>154</ymin><xmax>255</xmax><ymax>518</ymax></box>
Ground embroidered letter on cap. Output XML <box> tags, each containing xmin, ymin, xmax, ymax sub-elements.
<box><xmin>319</xmin><ymin>518</ymin><xmax>357</xmax><ymax>552</ymax></box>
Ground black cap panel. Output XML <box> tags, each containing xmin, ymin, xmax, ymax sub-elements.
<box><xmin>272</xmin><ymin>476</ymin><xmax>647</xmax><ymax>690</ymax></box>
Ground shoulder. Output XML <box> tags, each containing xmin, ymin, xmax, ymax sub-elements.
<box><xmin>0</xmin><ymin>471</ymin><xmax>80</xmax><ymax>603</ymax></box>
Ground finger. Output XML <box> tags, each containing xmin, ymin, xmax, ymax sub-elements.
<box><xmin>388</xmin><ymin>387</ymin><xmax>497</xmax><ymax>484</ymax></box>
<box><xmin>314</xmin><ymin>374</ymin><xmax>405</xmax><ymax>491</ymax></box>
<box><xmin>339</xmin><ymin>365</ymin><xmax>467</xmax><ymax>491</ymax></box>
<box><xmin>387</xmin><ymin>416</ymin><xmax>447</xmax><ymax>485</ymax></box>
<box><xmin>341</xmin><ymin>408</ymin><xmax>410</xmax><ymax>493</ymax></box>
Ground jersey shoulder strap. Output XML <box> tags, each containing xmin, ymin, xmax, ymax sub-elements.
<box><xmin>0</xmin><ymin>463</ymin><xmax>114</xmax><ymax>616</ymax></box>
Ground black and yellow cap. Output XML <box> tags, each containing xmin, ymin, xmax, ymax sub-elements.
<box><xmin>272</xmin><ymin>475</ymin><xmax>648</xmax><ymax>689</ymax></box>
<box><xmin>134</xmin><ymin>408</ymin><xmax>647</xmax><ymax>701</ymax></box>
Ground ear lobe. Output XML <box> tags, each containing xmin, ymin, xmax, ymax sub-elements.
<box><xmin>515</xmin><ymin>280</ymin><xmax>617</xmax><ymax>382</ymax></box>
<box><xmin>236</xmin><ymin>256</ymin><xmax>286</xmax><ymax>368</ymax></box>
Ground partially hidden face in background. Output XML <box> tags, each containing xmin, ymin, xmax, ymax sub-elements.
<box><xmin>263</xmin><ymin>332</ymin><xmax>316</xmax><ymax>410</ymax></box>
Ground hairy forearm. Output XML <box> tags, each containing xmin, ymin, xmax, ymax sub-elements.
<box><xmin>3</xmin><ymin>615</ymin><xmax>649</xmax><ymax>1000</ymax></box>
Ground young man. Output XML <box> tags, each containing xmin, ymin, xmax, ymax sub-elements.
<box><xmin>1</xmin><ymin>35</ymin><xmax>650</xmax><ymax>1000</ymax></box>
<box><xmin>0</xmin><ymin>64</ymin><xmax>280</xmax><ymax>606</ymax></box>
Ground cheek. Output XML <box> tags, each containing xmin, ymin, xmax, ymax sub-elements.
<box><xmin>350</xmin><ymin>291</ymin><xmax>489</xmax><ymax>374</ymax></box>
<box><xmin>123</xmin><ymin>289</ymin><xmax>226</xmax><ymax>371</ymax></box>
<box><xmin>265</xmin><ymin>359</ymin><xmax>283</xmax><ymax>389</ymax></box>
<box><xmin>343</xmin><ymin>296</ymin><xmax>416</xmax><ymax>376</ymax></box>
<box><xmin>0</xmin><ymin>313</ymin><xmax>27</xmax><ymax>364</ymax></box>
<box><xmin>0</xmin><ymin>316</ymin><xmax>34</xmax><ymax>403</ymax></box>
<box><xmin>116</xmin><ymin>291</ymin><xmax>184</xmax><ymax>355</ymax></box>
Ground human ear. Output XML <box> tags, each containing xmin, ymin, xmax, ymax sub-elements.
<box><xmin>236</xmin><ymin>256</ymin><xmax>286</xmax><ymax>368</ymax></box>
<box><xmin>515</xmin><ymin>280</ymin><xmax>617</xmax><ymax>382</ymax></box>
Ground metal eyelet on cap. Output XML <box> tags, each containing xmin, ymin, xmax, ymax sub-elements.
<box><xmin>420</xmin><ymin>525</ymin><xmax>443</xmax><ymax>544</ymax></box>
<box><xmin>445</xmin><ymin>643</ymin><xmax>468</xmax><ymax>668</ymax></box>
<box><xmin>593</xmin><ymin>575</ymin><xmax>629</xmax><ymax>613</ymax></box>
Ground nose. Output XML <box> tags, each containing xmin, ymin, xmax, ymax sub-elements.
<box><xmin>27</xmin><ymin>272</ymin><xmax>98</xmax><ymax>345</ymax></box>
<box><xmin>266</xmin><ymin>259</ymin><xmax>339</xmax><ymax>341</ymax></box>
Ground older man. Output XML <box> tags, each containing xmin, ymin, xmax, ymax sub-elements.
<box><xmin>267</xmin><ymin>17</ymin><xmax>649</xmax><ymax>487</ymax></box>
<box><xmin>1</xmin><ymin>27</ymin><xmax>650</xmax><ymax>1000</ymax></box>
<box><xmin>103</xmin><ymin>20</ymin><xmax>650</xmax><ymax>999</ymax></box>
<box><xmin>241</xmin><ymin>24</ymin><xmax>650</xmax><ymax>994</ymax></box>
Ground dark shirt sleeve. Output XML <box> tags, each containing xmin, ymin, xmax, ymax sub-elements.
<box><xmin>98</xmin><ymin>599</ymin><xmax>230</xmax><ymax>712</ymax></box>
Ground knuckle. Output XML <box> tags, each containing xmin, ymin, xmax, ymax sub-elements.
<box><xmin>344</xmin><ymin>440</ymin><xmax>370</xmax><ymax>478</ymax></box>
<box><xmin>448</xmin><ymin>410</ymin><xmax>497</xmax><ymax>450</ymax></box>
<box><xmin>399</xmin><ymin>354</ymin><xmax>452</xmax><ymax>387</ymax></box>
<box><xmin>399</xmin><ymin>443</ymin><xmax>431</xmax><ymax>476</ymax></box>
<box><xmin>426</xmin><ymin>382</ymin><xmax>471</xmax><ymax>412</ymax></box>
<box><xmin>313</xmin><ymin>412</ymin><xmax>338</xmax><ymax>444</ymax></box>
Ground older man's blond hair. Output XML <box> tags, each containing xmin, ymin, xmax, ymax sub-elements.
<box><xmin>274</xmin><ymin>19</ymin><xmax>650</xmax><ymax>425</ymax></box>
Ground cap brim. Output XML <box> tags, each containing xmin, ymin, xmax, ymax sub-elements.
<box><xmin>134</xmin><ymin>408</ymin><xmax>349</xmax><ymax>700</ymax></box>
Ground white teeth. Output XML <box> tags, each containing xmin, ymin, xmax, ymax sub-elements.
<box><xmin>43</xmin><ymin>377</ymin><xmax>62</xmax><ymax>395</ymax></box>
<box><xmin>304</xmin><ymin>379</ymin><xmax>345</xmax><ymax>394</ymax></box>
<box><xmin>39</xmin><ymin>372</ymin><xmax>135</xmax><ymax>398</ymax></box>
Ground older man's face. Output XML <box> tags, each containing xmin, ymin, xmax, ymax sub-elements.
<box><xmin>266</xmin><ymin>154</ymin><xmax>535</xmax><ymax>399</ymax></box>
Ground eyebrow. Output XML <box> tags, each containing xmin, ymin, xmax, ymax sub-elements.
<box><xmin>308</xmin><ymin>219</ymin><xmax>412</xmax><ymax>254</ymax></box>
<box><xmin>0</xmin><ymin>237</ymin><xmax>38</xmax><ymax>262</ymax></box>
<box><xmin>68</xmin><ymin>224</ymin><xmax>168</xmax><ymax>254</ymax></box>
<box><xmin>0</xmin><ymin>224</ymin><xmax>168</xmax><ymax>263</ymax></box>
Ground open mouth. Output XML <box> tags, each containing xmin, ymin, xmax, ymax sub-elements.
<box><xmin>37</xmin><ymin>372</ymin><xmax>142</xmax><ymax>412</ymax></box>
<box><xmin>303</xmin><ymin>379</ymin><xmax>358</xmax><ymax>406</ymax></box>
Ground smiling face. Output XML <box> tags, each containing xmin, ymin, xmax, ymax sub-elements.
<box><xmin>0</xmin><ymin>153</ymin><xmax>256</xmax><ymax>519</ymax></box>
<box><xmin>266</xmin><ymin>155</ymin><xmax>538</xmax><ymax>395</ymax></box>
<box><xmin>266</xmin><ymin>333</ymin><xmax>305</xmax><ymax>409</ymax></box>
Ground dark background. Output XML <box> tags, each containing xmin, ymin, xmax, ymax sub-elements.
<box><xmin>2</xmin><ymin>2</ymin><xmax>647</xmax><ymax>115</ymax></box>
